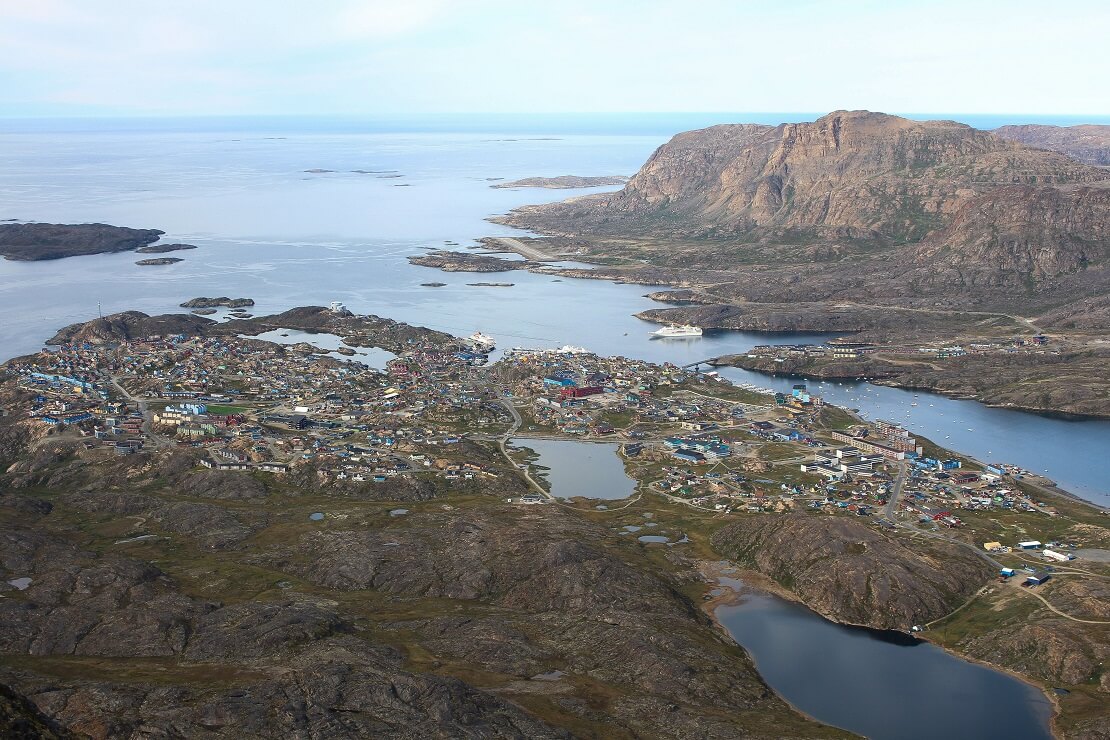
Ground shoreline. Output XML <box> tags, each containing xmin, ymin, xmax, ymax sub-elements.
<box><xmin>414</xmin><ymin>250</ymin><xmax>1110</xmax><ymax>424</ymax></box>
<box><xmin>708</xmin><ymin>357</ymin><xmax>1110</xmax><ymax>422</ymax></box>
<box><xmin>697</xmin><ymin>561</ymin><xmax>1061</xmax><ymax>739</ymax></box>
<box><xmin>696</xmin><ymin>561</ymin><xmax>858</xmax><ymax>736</ymax></box>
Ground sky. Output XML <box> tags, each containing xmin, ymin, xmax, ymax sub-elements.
<box><xmin>0</xmin><ymin>0</ymin><xmax>1107</xmax><ymax>117</ymax></box>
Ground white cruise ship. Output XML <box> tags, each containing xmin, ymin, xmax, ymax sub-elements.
<box><xmin>467</xmin><ymin>331</ymin><xmax>496</xmax><ymax>350</ymax></box>
<box><xmin>652</xmin><ymin>324</ymin><xmax>703</xmax><ymax>338</ymax></box>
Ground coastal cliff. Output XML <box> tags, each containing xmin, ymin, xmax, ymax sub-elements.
<box><xmin>499</xmin><ymin>111</ymin><xmax>1107</xmax><ymax>247</ymax></box>
<box><xmin>495</xmin><ymin>111</ymin><xmax>1110</xmax><ymax>316</ymax></box>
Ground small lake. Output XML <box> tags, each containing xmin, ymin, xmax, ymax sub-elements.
<box><xmin>244</xmin><ymin>328</ymin><xmax>395</xmax><ymax>370</ymax></box>
<box><xmin>512</xmin><ymin>438</ymin><xmax>635</xmax><ymax>500</ymax></box>
<box><xmin>715</xmin><ymin>581</ymin><xmax>1054</xmax><ymax>740</ymax></box>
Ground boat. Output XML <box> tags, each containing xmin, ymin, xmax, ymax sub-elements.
<box><xmin>651</xmin><ymin>324</ymin><xmax>703</xmax><ymax>338</ymax></box>
<box><xmin>467</xmin><ymin>331</ymin><xmax>496</xmax><ymax>350</ymax></box>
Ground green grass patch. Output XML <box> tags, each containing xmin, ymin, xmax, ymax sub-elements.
<box><xmin>205</xmin><ymin>404</ymin><xmax>250</xmax><ymax>415</ymax></box>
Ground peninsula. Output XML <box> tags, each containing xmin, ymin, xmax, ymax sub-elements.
<box><xmin>462</xmin><ymin>110</ymin><xmax>1110</xmax><ymax>418</ymax></box>
<box><xmin>0</xmin><ymin>222</ymin><xmax>164</xmax><ymax>261</ymax></box>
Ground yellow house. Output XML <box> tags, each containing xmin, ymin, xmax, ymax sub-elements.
<box><xmin>983</xmin><ymin>541</ymin><xmax>1003</xmax><ymax>552</ymax></box>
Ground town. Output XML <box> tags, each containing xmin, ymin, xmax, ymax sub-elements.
<box><xmin>3</xmin><ymin>308</ymin><xmax>1075</xmax><ymax>558</ymax></box>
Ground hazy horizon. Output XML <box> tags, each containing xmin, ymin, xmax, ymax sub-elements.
<box><xmin>1</xmin><ymin>110</ymin><xmax>1108</xmax><ymax>138</ymax></box>
<box><xmin>2</xmin><ymin>1</ymin><xmax>1106</xmax><ymax>118</ymax></box>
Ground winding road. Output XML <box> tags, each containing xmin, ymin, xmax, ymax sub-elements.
<box><xmin>497</xmin><ymin>397</ymin><xmax>552</xmax><ymax>498</ymax></box>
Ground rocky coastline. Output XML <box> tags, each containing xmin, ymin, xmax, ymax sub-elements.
<box><xmin>0</xmin><ymin>222</ymin><xmax>163</xmax><ymax>261</ymax></box>
<box><xmin>180</xmin><ymin>297</ymin><xmax>255</xmax><ymax>309</ymax></box>
<box><xmin>135</xmin><ymin>243</ymin><xmax>197</xmax><ymax>254</ymax></box>
<box><xmin>134</xmin><ymin>257</ymin><xmax>183</xmax><ymax>266</ymax></box>
<box><xmin>712</xmin><ymin>351</ymin><xmax>1110</xmax><ymax>420</ymax></box>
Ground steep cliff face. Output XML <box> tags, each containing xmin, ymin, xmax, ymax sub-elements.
<box><xmin>994</xmin><ymin>124</ymin><xmax>1110</xmax><ymax>166</ymax></box>
<box><xmin>712</xmin><ymin>514</ymin><xmax>993</xmax><ymax>631</ymax></box>
<box><xmin>503</xmin><ymin>111</ymin><xmax>1108</xmax><ymax>246</ymax></box>
<box><xmin>910</xmin><ymin>183</ymin><xmax>1110</xmax><ymax>283</ymax></box>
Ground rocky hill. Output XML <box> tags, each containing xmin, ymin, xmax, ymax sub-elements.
<box><xmin>712</xmin><ymin>514</ymin><xmax>993</xmax><ymax>630</ymax></box>
<box><xmin>0</xmin><ymin>444</ymin><xmax>843</xmax><ymax>739</ymax></box>
<box><xmin>912</xmin><ymin>183</ymin><xmax>1110</xmax><ymax>282</ymax></box>
<box><xmin>45</xmin><ymin>311</ymin><xmax>215</xmax><ymax>346</ymax></box>
<box><xmin>0</xmin><ymin>223</ymin><xmax>164</xmax><ymax>261</ymax></box>
<box><xmin>494</xmin><ymin>111</ymin><xmax>1110</xmax><ymax>322</ymax></box>
<box><xmin>500</xmin><ymin>111</ymin><xmax>1107</xmax><ymax>245</ymax></box>
<box><xmin>994</xmin><ymin>124</ymin><xmax>1110</xmax><ymax>166</ymax></box>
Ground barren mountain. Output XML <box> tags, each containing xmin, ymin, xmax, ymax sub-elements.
<box><xmin>500</xmin><ymin>111</ymin><xmax>1107</xmax><ymax>244</ymax></box>
<box><xmin>495</xmin><ymin>110</ymin><xmax>1110</xmax><ymax>319</ymax></box>
<box><xmin>994</xmin><ymin>124</ymin><xmax>1110</xmax><ymax>166</ymax></box>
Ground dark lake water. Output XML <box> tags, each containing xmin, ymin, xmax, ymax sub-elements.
<box><xmin>0</xmin><ymin>115</ymin><xmax>1106</xmax><ymax>504</ymax></box>
<box><xmin>716</xmin><ymin>582</ymin><xmax>1055</xmax><ymax>740</ymax></box>
<box><xmin>511</xmin><ymin>438</ymin><xmax>634</xmax><ymax>500</ymax></box>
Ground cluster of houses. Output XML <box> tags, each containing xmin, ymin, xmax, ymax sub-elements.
<box><xmin>5</xmin><ymin>325</ymin><xmax>1061</xmax><ymax>532</ymax></box>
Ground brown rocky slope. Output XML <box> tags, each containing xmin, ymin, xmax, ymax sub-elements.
<box><xmin>495</xmin><ymin>111</ymin><xmax>1110</xmax><ymax>316</ymax></box>
<box><xmin>0</xmin><ymin>223</ymin><xmax>164</xmax><ymax>261</ymax></box>
<box><xmin>994</xmin><ymin>124</ymin><xmax>1110</xmax><ymax>166</ymax></box>
<box><xmin>0</xmin><ymin>440</ymin><xmax>846</xmax><ymax>739</ymax></box>
<box><xmin>499</xmin><ymin>111</ymin><xmax>1107</xmax><ymax>244</ymax></box>
<box><xmin>711</xmin><ymin>514</ymin><xmax>993</xmax><ymax>630</ymax></box>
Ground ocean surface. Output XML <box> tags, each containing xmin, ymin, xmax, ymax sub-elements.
<box><xmin>0</xmin><ymin>113</ymin><xmax>1107</xmax><ymax>503</ymax></box>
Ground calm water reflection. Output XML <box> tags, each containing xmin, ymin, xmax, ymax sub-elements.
<box><xmin>716</xmin><ymin>584</ymin><xmax>1054</xmax><ymax>740</ymax></box>
<box><xmin>512</xmin><ymin>438</ymin><xmax>634</xmax><ymax>500</ymax></box>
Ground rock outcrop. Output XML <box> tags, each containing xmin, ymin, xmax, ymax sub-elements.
<box><xmin>45</xmin><ymin>311</ymin><xmax>214</xmax><ymax>346</ymax></box>
<box><xmin>0</xmin><ymin>223</ymin><xmax>163</xmax><ymax>261</ymax></box>
<box><xmin>994</xmin><ymin>123</ymin><xmax>1110</xmax><ymax>166</ymax></box>
<box><xmin>135</xmin><ymin>243</ymin><xmax>197</xmax><ymax>254</ymax></box>
<box><xmin>134</xmin><ymin>257</ymin><xmax>183</xmax><ymax>266</ymax></box>
<box><xmin>501</xmin><ymin>111</ymin><xmax>1107</xmax><ymax>245</ymax></box>
<box><xmin>180</xmin><ymin>297</ymin><xmax>254</xmax><ymax>309</ymax></box>
<box><xmin>712</xmin><ymin>514</ymin><xmax>993</xmax><ymax>630</ymax></box>
<box><xmin>0</xmin><ymin>439</ymin><xmax>838</xmax><ymax>738</ymax></box>
<box><xmin>912</xmin><ymin>183</ymin><xmax>1110</xmax><ymax>283</ymax></box>
<box><xmin>493</xmin><ymin>175</ymin><xmax>629</xmax><ymax>189</ymax></box>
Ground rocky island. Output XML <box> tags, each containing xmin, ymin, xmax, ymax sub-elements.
<box><xmin>408</xmin><ymin>249</ymin><xmax>534</xmax><ymax>272</ymax></box>
<box><xmin>0</xmin><ymin>222</ymin><xmax>163</xmax><ymax>261</ymax></box>
<box><xmin>180</xmin><ymin>296</ymin><xmax>255</xmax><ymax>309</ymax></box>
<box><xmin>135</xmin><ymin>242</ymin><xmax>197</xmax><ymax>254</ymax></box>
<box><xmin>493</xmin><ymin>175</ymin><xmax>629</xmax><ymax>189</ymax></box>
<box><xmin>134</xmin><ymin>257</ymin><xmax>183</xmax><ymax>266</ymax></box>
